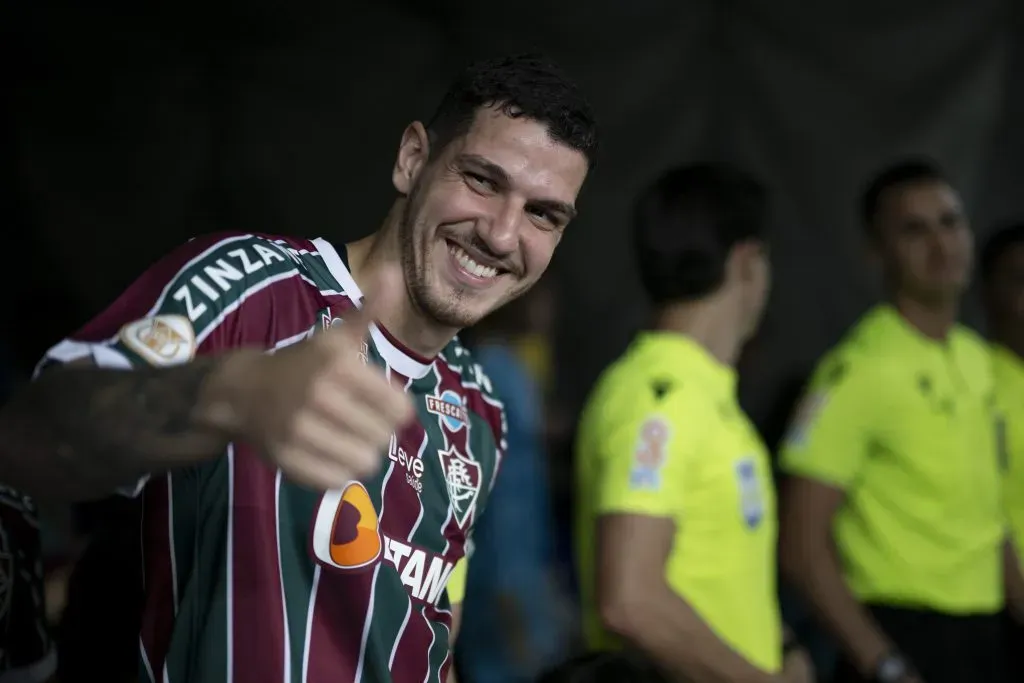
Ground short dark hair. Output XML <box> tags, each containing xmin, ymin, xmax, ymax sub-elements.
<box><xmin>861</xmin><ymin>158</ymin><xmax>948</xmax><ymax>230</ymax></box>
<box><xmin>536</xmin><ymin>651</ymin><xmax>669</xmax><ymax>683</ymax></box>
<box><xmin>633</xmin><ymin>163</ymin><xmax>768</xmax><ymax>304</ymax></box>
<box><xmin>980</xmin><ymin>222</ymin><xmax>1024</xmax><ymax>284</ymax></box>
<box><xmin>426</xmin><ymin>53</ymin><xmax>599</xmax><ymax>168</ymax></box>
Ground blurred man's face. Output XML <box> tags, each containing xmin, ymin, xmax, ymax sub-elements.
<box><xmin>984</xmin><ymin>242</ymin><xmax>1024</xmax><ymax>330</ymax></box>
<box><xmin>392</xmin><ymin>107</ymin><xmax>588</xmax><ymax>330</ymax></box>
<box><xmin>873</xmin><ymin>179</ymin><xmax>973</xmax><ymax>304</ymax></box>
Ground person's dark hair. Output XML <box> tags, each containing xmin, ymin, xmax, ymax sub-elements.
<box><xmin>980</xmin><ymin>222</ymin><xmax>1024</xmax><ymax>284</ymax></box>
<box><xmin>633</xmin><ymin>163</ymin><xmax>768</xmax><ymax>305</ymax></box>
<box><xmin>536</xmin><ymin>651</ymin><xmax>669</xmax><ymax>683</ymax></box>
<box><xmin>861</xmin><ymin>158</ymin><xmax>948</xmax><ymax>233</ymax></box>
<box><xmin>426</xmin><ymin>53</ymin><xmax>599</xmax><ymax>168</ymax></box>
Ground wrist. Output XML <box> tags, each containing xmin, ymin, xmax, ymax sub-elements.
<box><xmin>194</xmin><ymin>350</ymin><xmax>264</xmax><ymax>438</ymax></box>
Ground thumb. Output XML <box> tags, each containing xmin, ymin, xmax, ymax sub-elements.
<box><xmin>336</xmin><ymin>262</ymin><xmax>406</xmax><ymax>345</ymax></box>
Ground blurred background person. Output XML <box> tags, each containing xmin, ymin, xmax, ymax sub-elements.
<box><xmin>980</xmin><ymin>222</ymin><xmax>1024</xmax><ymax>681</ymax></box>
<box><xmin>456</xmin><ymin>278</ymin><xmax>575</xmax><ymax>683</ymax></box>
<box><xmin>0</xmin><ymin>344</ymin><xmax>56</xmax><ymax>683</ymax></box>
<box><xmin>574</xmin><ymin>164</ymin><xmax>813</xmax><ymax>683</ymax></box>
<box><xmin>779</xmin><ymin>160</ymin><xmax>1021</xmax><ymax>683</ymax></box>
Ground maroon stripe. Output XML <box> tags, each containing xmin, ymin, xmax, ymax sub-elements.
<box><xmin>230</xmin><ymin>447</ymin><xmax>287</xmax><ymax>683</ymax></box>
<box><xmin>306</xmin><ymin>394</ymin><xmax>428</xmax><ymax>683</ymax></box>
<box><xmin>304</xmin><ymin>568</ymin><xmax>376</xmax><ymax>683</ymax></box>
<box><xmin>139</xmin><ymin>477</ymin><xmax>174</xmax><ymax>677</ymax></box>
<box><xmin>390</xmin><ymin>604</ymin><xmax>453</xmax><ymax>683</ymax></box>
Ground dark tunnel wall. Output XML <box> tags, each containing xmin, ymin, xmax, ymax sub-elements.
<box><xmin>6</xmin><ymin>0</ymin><xmax>1024</xmax><ymax>436</ymax></box>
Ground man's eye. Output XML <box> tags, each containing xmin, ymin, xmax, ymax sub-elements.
<box><xmin>465</xmin><ymin>173</ymin><xmax>495</xmax><ymax>192</ymax></box>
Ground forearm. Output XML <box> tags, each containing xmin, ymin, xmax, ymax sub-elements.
<box><xmin>787</xmin><ymin>544</ymin><xmax>891</xmax><ymax>675</ymax></box>
<box><xmin>606</xmin><ymin>583</ymin><xmax>775</xmax><ymax>683</ymax></box>
<box><xmin>0</xmin><ymin>356</ymin><xmax>245</xmax><ymax>501</ymax></box>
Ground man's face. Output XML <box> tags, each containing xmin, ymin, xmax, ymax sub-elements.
<box><xmin>985</xmin><ymin>242</ymin><xmax>1024</xmax><ymax>329</ymax></box>
<box><xmin>393</xmin><ymin>108</ymin><xmax>588</xmax><ymax>330</ymax></box>
<box><xmin>873</xmin><ymin>179</ymin><xmax>973</xmax><ymax>304</ymax></box>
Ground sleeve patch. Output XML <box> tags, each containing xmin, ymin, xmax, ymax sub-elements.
<box><xmin>119</xmin><ymin>314</ymin><xmax>197</xmax><ymax>366</ymax></box>
<box><xmin>629</xmin><ymin>416</ymin><xmax>671</xmax><ymax>490</ymax></box>
<box><xmin>785</xmin><ymin>391</ymin><xmax>829</xmax><ymax>448</ymax></box>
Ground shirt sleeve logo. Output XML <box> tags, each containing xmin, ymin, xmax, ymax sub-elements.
<box><xmin>629</xmin><ymin>416</ymin><xmax>671</xmax><ymax>491</ymax></box>
<box><xmin>119</xmin><ymin>314</ymin><xmax>196</xmax><ymax>366</ymax></box>
<box><xmin>735</xmin><ymin>456</ymin><xmax>765</xmax><ymax>529</ymax></box>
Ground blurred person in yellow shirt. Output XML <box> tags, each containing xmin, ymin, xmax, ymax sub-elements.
<box><xmin>779</xmin><ymin>160</ymin><xmax>1024</xmax><ymax>683</ymax></box>
<box><xmin>575</xmin><ymin>164</ymin><xmax>813</xmax><ymax>683</ymax></box>
<box><xmin>981</xmin><ymin>222</ymin><xmax>1024</xmax><ymax>678</ymax></box>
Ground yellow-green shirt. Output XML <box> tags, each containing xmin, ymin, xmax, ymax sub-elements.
<box><xmin>575</xmin><ymin>332</ymin><xmax>781</xmax><ymax>673</ymax></box>
<box><xmin>780</xmin><ymin>305</ymin><xmax>1004</xmax><ymax>614</ymax></box>
<box><xmin>993</xmin><ymin>345</ymin><xmax>1024</xmax><ymax>563</ymax></box>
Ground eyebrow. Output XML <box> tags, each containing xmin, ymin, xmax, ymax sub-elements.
<box><xmin>456</xmin><ymin>153</ymin><xmax>578</xmax><ymax>220</ymax></box>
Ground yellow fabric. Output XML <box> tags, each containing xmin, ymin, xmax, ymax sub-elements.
<box><xmin>575</xmin><ymin>332</ymin><xmax>781</xmax><ymax>673</ymax></box>
<box><xmin>447</xmin><ymin>558</ymin><xmax>467</xmax><ymax>605</ymax></box>
<box><xmin>514</xmin><ymin>333</ymin><xmax>552</xmax><ymax>394</ymax></box>
<box><xmin>780</xmin><ymin>305</ymin><xmax>1004</xmax><ymax>614</ymax></box>
<box><xmin>993</xmin><ymin>345</ymin><xmax>1024</xmax><ymax>564</ymax></box>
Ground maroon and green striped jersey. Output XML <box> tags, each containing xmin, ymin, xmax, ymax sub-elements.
<box><xmin>38</xmin><ymin>232</ymin><xmax>507</xmax><ymax>683</ymax></box>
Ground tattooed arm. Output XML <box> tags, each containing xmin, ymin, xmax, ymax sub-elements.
<box><xmin>0</xmin><ymin>354</ymin><xmax>255</xmax><ymax>502</ymax></box>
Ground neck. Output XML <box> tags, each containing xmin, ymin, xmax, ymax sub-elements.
<box><xmin>345</xmin><ymin>202</ymin><xmax>457</xmax><ymax>359</ymax></box>
<box><xmin>652</xmin><ymin>297</ymin><xmax>744</xmax><ymax>366</ymax></box>
<box><xmin>890</xmin><ymin>292</ymin><xmax>958</xmax><ymax>341</ymax></box>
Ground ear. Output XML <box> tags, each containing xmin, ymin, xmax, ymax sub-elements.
<box><xmin>392</xmin><ymin>121</ymin><xmax>431</xmax><ymax>195</ymax></box>
<box><xmin>726</xmin><ymin>241</ymin><xmax>763</xmax><ymax>284</ymax></box>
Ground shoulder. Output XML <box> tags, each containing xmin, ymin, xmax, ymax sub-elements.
<box><xmin>437</xmin><ymin>338</ymin><xmax>507</xmax><ymax>451</ymax></box>
<box><xmin>582</xmin><ymin>350</ymin><xmax>712</xmax><ymax>442</ymax></box>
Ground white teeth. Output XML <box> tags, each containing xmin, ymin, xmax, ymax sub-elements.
<box><xmin>449</xmin><ymin>245</ymin><xmax>498</xmax><ymax>279</ymax></box>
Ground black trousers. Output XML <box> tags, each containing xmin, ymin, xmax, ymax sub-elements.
<box><xmin>1005</xmin><ymin>611</ymin><xmax>1024</xmax><ymax>683</ymax></box>
<box><xmin>832</xmin><ymin>604</ymin><xmax>1005</xmax><ymax>683</ymax></box>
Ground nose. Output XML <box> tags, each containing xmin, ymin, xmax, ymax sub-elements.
<box><xmin>478</xmin><ymin>196</ymin><xmax>523</xmax><ymax>257</ymax></box>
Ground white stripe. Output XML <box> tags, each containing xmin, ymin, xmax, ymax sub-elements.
<box><xmin>140</xmin><ymin>636</ymin><xmax>156</xmax><ymax>683</ymax></box>
<box><xmin>313</xmin><ymin>238</ymin><xmax>362</xmax><ymax>300</ymax></box>
<box><xmin>388</xmin><ymin>602</ymin><xmax>412</xmax><ymax>670</ymax></box>
<box><xmin>420</xmin><ymin>614</ymin><xmax>437</xmax><ymax>683</ymax></box>
<box><xmin>275</xmin><ymin>471</ymin><xmax>292</xmax><ymax>683</ymax></box>
<box><xmin>226</xmin><ymin>445</ymin><xmax>236</xmax><ymax>683</ymax></box>
<box><xmin>163</xmin><ymin>662</ymin><xmax>171</xmax><ymax>683</ymax></box>
<box><xmin>167</xmin><ymin>476</ymin><xmax>179</xmax><ymax>615</ymax></box>
<box><xmin>300</xmin><ymin>567</ymin><xmax>321</xmax><ymax>683</ymax></box>
<box><xmin>351</xmin><ymin>564</ymin><xmax>382</xmax><ymax>683</ymax></box>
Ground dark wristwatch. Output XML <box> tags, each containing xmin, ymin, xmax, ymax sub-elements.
<box><xmin>873</xmin><ymin>653</ymin><xmax>910</xmax><ymax>683</ymax></box>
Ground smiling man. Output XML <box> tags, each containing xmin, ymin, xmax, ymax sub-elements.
<box><xmin>0</xmin><ymin>54</ymin><xmax>597</xmax><ymax>683</ymax></box>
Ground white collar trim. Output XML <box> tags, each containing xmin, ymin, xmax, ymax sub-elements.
<box><xmin>313</xmin><ymin>237</ymin><xmax>432</xmax><ymax>380</ymax></box>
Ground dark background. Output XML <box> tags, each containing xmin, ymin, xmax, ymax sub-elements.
<box><xmin>7</xmin><ymin>0</ymin><xmax>1024</xmax><ymax>434</ymax></box>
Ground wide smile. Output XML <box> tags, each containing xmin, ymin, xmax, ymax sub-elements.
<box><xmin>445</xmin><ymin>240</ymin><xmax>504</xmax><ymax>288</ymax></box>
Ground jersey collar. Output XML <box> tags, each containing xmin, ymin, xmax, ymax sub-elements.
<box><xmin>313</xmin><ymin>237</ymin><xmax>433</xmax><ymax>379</ymax></box>
<box><xmin>635</xmin><ymin>331</ymin><xmax>737</xmax><ymax>393</ymax></box>
<box><xmin>993</xmin><ymin>344</ymin><xmax>1024</xmax><ymax>386</ymax></box>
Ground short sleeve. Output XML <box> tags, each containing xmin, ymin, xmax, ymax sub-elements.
<box><xmin>34</xmin><ymin>232</ymin><xmax>307</xmax><ymax>496</ymax></box>
<box><xmin>779</xmin><ymin>356</ymin><xmax>877</xmax><ymax>489</ymax></box>
<box><xmin>594</xmin><ymin>392</ymin><xmax>701</xmax><ymax>518</ymax></box>
<box><xmin>447</xmin><ymin>558</ymin><xmax>467</xmax><ymax>605</ymax></box>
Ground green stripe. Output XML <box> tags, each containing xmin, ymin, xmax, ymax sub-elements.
<box><xmin>185</xmin><ymin>456</ymin><xmax>232</xmax><ymax>682</ymax></box>
<box><xmin>277</xmin><ymin>479</ymin><xmax>318</xmax><ymax>683</ymax></box>
<box><xmin>164</xmin><ymin>469</ymin><xmax>200</xmax><ymax>682</ymax></box>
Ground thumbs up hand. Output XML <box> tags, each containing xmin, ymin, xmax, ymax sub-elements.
<box><xmin>202</xmin><ymin>265</ymin><xmax>415</xmax><ymax>490</ymax></box>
